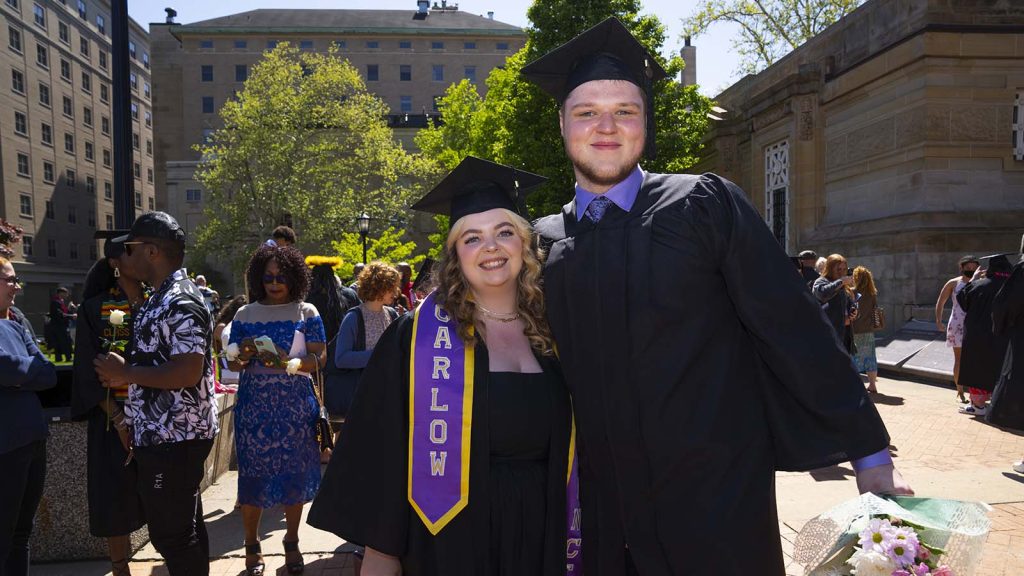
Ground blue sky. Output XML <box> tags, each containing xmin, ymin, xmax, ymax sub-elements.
<box><xmin>129</xmin><ymin>0</ymin><xmax>743</xmax><ymax>97</ymax></box>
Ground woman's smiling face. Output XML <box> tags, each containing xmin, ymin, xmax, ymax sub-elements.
<box><xmin>453</xmin><ymin>208</ymin><xmax>524</xmax><ymax>294</ymax></box>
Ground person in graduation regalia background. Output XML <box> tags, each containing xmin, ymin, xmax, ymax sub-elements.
<box><xmin>523</xmin><ymin>17</ymin><xmax>913</xmax><ymax>575</ymax></box>
<box><xmin>307</xmin><ymin>157</ymin><xmax>580</xmax><ymax>576</ymax></box>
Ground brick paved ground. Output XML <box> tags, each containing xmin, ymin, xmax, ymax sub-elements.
<box><xmin>34</xmin><ymin>376</ymin><xmax>1023</xmax><ymax>576</ymax></box>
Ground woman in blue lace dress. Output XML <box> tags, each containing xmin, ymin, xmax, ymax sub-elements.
<box><xmin>227</xmin><ymin>244</ymin><xmax>326</xmax><ymax>576</ymax></box>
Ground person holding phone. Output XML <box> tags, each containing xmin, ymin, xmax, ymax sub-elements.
<box><xmin>813</xmin><ymin>254</ymin><xmax>858</xmax><ymax>353</ymax></box>
<box><xmin>227</xmin><ymin>244</ymin><xmax>326</xmax><ymax>576</ymax></box>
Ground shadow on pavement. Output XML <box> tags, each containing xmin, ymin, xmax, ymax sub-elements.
<box><xmin>1000</xmin><ymin>472</ymin><xmax>1024</xmax><ymax>484</ymax></box>
<box><xmin>869</xmin><ymin>393</ymin><xmax>904</xmax><ymax>406</ymax></box>
<box><xmin>808</xmin><ymin>464</ymin><xmax>855</xmax><ymax>483</ymax></box>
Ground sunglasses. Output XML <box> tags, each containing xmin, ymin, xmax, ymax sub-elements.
<box><xmin>0</xmin><ymin>275</ymin><xmax>21</xmax><ymax>286</ymax></box>
<box><xmin>123</xmin><ymin>241</ymin><xmax>155</xmax><ymax>256</ymax></box>
<box><xmin>262</xmin><ymin>274</ymin><xmax>289</xmax><ymax>285</ymax></box>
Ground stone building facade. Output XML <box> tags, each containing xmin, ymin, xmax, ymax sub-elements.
<box><xmin>1</xmin><ymin>0</ymin><xmax>153</xmax><ymax>327</ymax></box>
<box><xmin>694</xmin><ymin>0</ymin><xmax>1024</xmax><ymax>328</ymax></box>
<box><xmin>149</xmin><ymin>4</ymin><xmax>526</xmax><ymax>260</ymax></box>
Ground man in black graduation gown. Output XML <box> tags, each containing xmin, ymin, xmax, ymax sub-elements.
<box><xmin>522</xmin><ymin>18</ymin><xmax>912</xmax><ymax>575</ymax></box>
<box><xmin>956</xmin><ymin>253</ymin><xmax>1014</xmax><ymax>416</ymax></box>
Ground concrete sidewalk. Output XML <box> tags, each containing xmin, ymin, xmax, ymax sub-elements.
<box><xmin>32</xmin><ymin>375</ymin><xmax>1024</xmax><ymax>575</ymax></box>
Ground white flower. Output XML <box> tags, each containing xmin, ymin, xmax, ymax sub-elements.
<box><xmin>846</xmin><ymin>548</ymin><xmax>896</xmax><ymax>576</ymax></box>
<box><xmin>225</xmin><ymin>343</ymin><xmax>240</xmax><ymax>361</ymax></box>
<box><xmin>109</xmin><ymin>309</ymin><xmax>126</xmax><ymax>326</ymax></box>
<box><xmin>285</xmin><ymin>358</ymin><xmax>303</xmax><ymax>375</ymax></box>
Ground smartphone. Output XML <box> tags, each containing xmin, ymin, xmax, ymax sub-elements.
<box><xmin>253</xmin><ymin>336</ymin><xmax>279</xmax><ymax>358</ymax></box>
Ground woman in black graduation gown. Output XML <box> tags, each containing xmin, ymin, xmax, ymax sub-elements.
<box><xmin>70</xmin><ymin>233</ymin><xmax>147</xmax><ymax>576</ymax></box>
<box><xmin>308</xmin><ymin>157</ymin><xmax>576</xmax><ymax>576</ymax></box>
<box><xmin>988</xmin><ymin>248</ymin><xmax>1024</xmax><ymax>446</ymax></box>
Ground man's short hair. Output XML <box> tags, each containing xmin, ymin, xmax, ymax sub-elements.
<box><xmin>797</xmin><ymin>250</ymin><xmax>817</xmax><ymax>260</ymax></box>
<box><xmin>271</xmin><ymin>225</ymin><xmax>296</xmax><ymax>244</ymax></box>
<box><xmin>959</xmin><ymin>255</ymin><xmax>979</xmax><ymax>267</ymax></box>
<box><xmin>56</xmin><ymin>287</ymin><xmax>69</xmax><ymax>294</ymax></box>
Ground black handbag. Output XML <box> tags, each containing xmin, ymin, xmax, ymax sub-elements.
<box><xmin>311</xmin><ymin>361</ymin><xmax>335</xmax><ymax>452</ymax></box>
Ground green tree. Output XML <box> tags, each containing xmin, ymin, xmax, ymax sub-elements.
<box><xmin>331</xmin><ymin>227</ymin><xmax>425</xmax><ymax>281</ymax></box>
<box><xmin>192</xmin><ymin>43</ymin><xmax>441</xmax><ymax>272</ymax></box>
<box><xmin>416</xmin><ymin>0</ymin><xmax>711</xmax><ymax>218</ymax></box>
<box><xmin>684</xmin><ymin>0</ymin><xmax>864</xmax><ymax>76</ymax></box>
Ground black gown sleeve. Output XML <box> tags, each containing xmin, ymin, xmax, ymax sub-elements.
<box><xmin>957</xmin><ymin>279</ymin><xmax>980</xmax><ymax>312</ymax></box>
<box><xmin>307</xmin><ymin>314</ymin><xmax>412</xmax><ymax>556</ymax></box>
<box><xmin>993</xmin><ymin>262</ymin><xmax>1024</xmax><ymax>336</ymax></box>
<box><xmin>698</xmin><ymin>174</ymin><xmax>889</xmax><ymax>470</ymax></box>
<box><xmin>71</xmin><ymin>297</ymin><xmax>104</xmax><ymax>420</ymax></box>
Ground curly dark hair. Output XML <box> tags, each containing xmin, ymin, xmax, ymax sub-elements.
<box><xmin>245</xmin><ymin>245</ymin><xmax>310</xmax><ymax>303</ymax></box>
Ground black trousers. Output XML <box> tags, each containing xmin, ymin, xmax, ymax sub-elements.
<box><xmin>134</xmin><ymin>439</ymin><xmax>213</xmax><ymax>576</ymax></box>
<box><xmin>0</xmin><ymin>440</ymin><xmax>47</xmax><ymax>576</ymax></box>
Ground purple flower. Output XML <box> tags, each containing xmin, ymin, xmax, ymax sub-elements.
<box><xmin>886</xmin><ymin>527</ymin><xmax>920</xmax><ymax>567</ymax></box>
<box><xmin>892</xmin><ymin>570</ymin><xmax>912</xmax><ymax>576</ymax></box>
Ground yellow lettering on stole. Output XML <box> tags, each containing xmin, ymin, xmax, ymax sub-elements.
<box><xmin>430</xmin><ymin>387</ymin><xmax>449</xmax><ymax>412</ymax></box>
<box><xmin>430</xmin><ymin>419</ymin><xmax>447</xmax><ymax>444</ymax></box>
<box><xmin>432</xmin><ymin>356</ymin><xmax>451</xmax><ymax>380</ymax></box>
<box><xmin>433</xmin><ymin>326</ymin><xmax>452</xmax><ymax>349</ymax></box>
<box><xmin>429</xmin><ymin>451</ymin><xmax>447</xmax><ymax>476</ymax></box>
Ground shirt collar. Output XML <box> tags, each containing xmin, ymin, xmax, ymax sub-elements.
<box><xmin>574</xmin><ymin>166</ymin><xmax>645</xmax><ymax>221</ymax></box>
<box><xmin>156</xmin><ymin>268</ymin><xmax>189</xmax><ymax>295</ymax></box>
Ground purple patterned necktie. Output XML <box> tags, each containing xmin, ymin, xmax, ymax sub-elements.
<box><xmin>586</xmin><ymin>196</ymin><xmax>613</xmax><ymax>223</ymax></box>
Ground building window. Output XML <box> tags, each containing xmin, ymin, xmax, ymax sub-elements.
<box><xmin>45</xmin><ymin>199</ymin><xmax>54</xmax><ymax>219</ymax></box>
<box><xmin>300</xmin><ymin>40</ymin><xmax>313</xmax><ymax>50</ymax></box>
<box><xmin>105</xmin><ymin>214</ymin><xmax>113</xmax><ymax>229</ymax></box>
<box><xmin>80</xmin><ymin>37</ymin><xmax>89</xmax><ymax>56</ymax></box>
<box><xmin>41</xmin><ymin>122</ymin><xmax>52</xmax><ymax>145</ymax></box>
<box><xmin>95</xmin><ymin>14</ymin><xmax>104</xmax><ymax>35</ymax></box>
<box><xmin>36</xmin><ymin>43</ymin><xmax>48</xmax><ymax>68</ymax></box>
<box><xmin>366</xmin><ymin>64</ymin><xmax>378</xmax><ymax>82</ymax></box>
<box><xmin>142</xmin><ymin>52</ymin><xmax>149</xmax><ymax>68</ymax></box>
<box><xmin>64</xmin><ymin>133</ymin><xmax>74</xmax><ymax>153</ymax></box>
<box><xmin>400</xmin><ymin>95</ymin><xmax>412</xmax><ymax>113</ymax></box>
<box><xmin>130</xmin><ymin>102</ymin><xmax>138</xmax><ymax>120</ymax></box>
<box><xmin>68</xmin><ymin>206</ymin><xmax>77</xmax><ymax>223</ymax></box>
<box><xmin>62</xmin><ymin>95</ymin><xmax>73</xmax><ymax>117</ymax></box>
<box><xmin>235</xmin><ymin>64</ymin><xmax>247</xmax><ymax>82</ymax></box>
<box><xmin>76</xmin><ymin>0</ymin><xmax>86</xmax><ymax>19</ymax></box>
<box><xmin>400</xmin><ymin>64</ymin><xmax>411</xmax><ymax>82</ymax></box>
<box><xmin>83</xmin><ymin>106</ymin><xmax>92</xmax><ymax>126</ymax></box>
<box><xmin>200</xmin><ymin>39</ymin><xmax>213</xmax><ymax>49</ymax></box>
<box><xmin>399</xmin><ymin>40</ymin><xmax>411</xmax><ymax>49</ymax></box>
<box><xmin>267</xmin><ymin>40</ymin><xmax>278</xmax><ymax>49</ymax></box>
<box><xmin>58</xmin><ymin>20</ymin><xmax>73</xmax><ymax>44</ymax></box>
<box><xmin>47</xmin><ymin>239</ymin><xmax>56</xmax><ymax>258</ymax></box>
<box><xmin>69</xmin><ymin>243</ymin><xmax>78</xmax><ymax>259</ymax></box>
<box><xmin>147</xmin><ymin>168</ymin><xmax>153</xmax><ymax>183</ymax></box>
<box><xmin>14</xmin><ymin>111</ymin><xmax>27</xmax><ymax>135</ymax></box>
<box><xmin>128</xmin><ymin>40</ymin><xmax>136</xmax><ymax>59</ymax></box>
<box><xmin>81</xmin><ymin>71</ymin><xmax>91</xmax><ymax>92</ymax></box>
<box><xmin>42</xmin><ymin>161</ymin><xmax>53</xmax><ymax>182</ymax></box>
<box><xmin>6</xmin><ymin>0</ymin><xmax>18</xmax><ymax>7</ymax></box>
<box><xmin>366</xmin><ymin>40</ymin><xmax>379</xmax><ymax>49</ymax></box>
<box><xmin>104</xmin><ymin>181</ymin><xmax>112</xmax><ymax>200</ymax></box>
<box><xmin>8</xmin><ymin>26</ymin><xmax>21</xmax><ymax>52</ymax></box>
<box><xmin>186</xmin><ymin>189</ymin><xmax>202</xmax><ymax>203</ymax></box>
<box><xmin>233</xmin><ymin>39</ymin><xmax>247</xmax><ymax>49</ymax></box>
<box><xmin>431</xmin><ymin>64</ymin><xmax>444</xmax><ymax>82</ymax></box>
<box><xmin>19</xmin><ymin>194</ymin><xmax>32</xmax><ymax>216</ymax></box>
<box><xmin>101</xmin><ymin>116</ymin><xmax>109</xmax><ymax>135</ymax></box>
<box><xmin>100</xmin><ymin>83</ymin><xmax>108</xmax><ymax>102</ymax></box>
<box><xmin>38</xmin><ymin>82</ymin><xmax>49</xmax><ymax>105</ymax></box>
<box><xmin>146</xmin><ymin>139</ymin><xmax>153</xmax><ymax>156</ymax></box>
<box><xmin>201</xmin><ymin>96</ymin><xmax>214</xmax><ymax>114</ymax></box>
<box><xmin>86</xmin><ymin>176</ymin><xmax>94</xmax><ymax>195</ymax></box>
<box><xmin>148</xmin><ymin>197</ymin><xmax>154</xmax><ymax>211</ymax></box>
<box><xmin>102</xmin><ymin>148</ymin><xmax>110</xmax><ymax>167</ymax></box>
<box><xmin>129</xmin><ymin>72</ymin><xmax>137</xmax><ymax>90</ymax></box>
<box><xmin>764</xmin><ymin>140</ymin><xmax>790</xmax><ymax>250</ymax></box>
<box><xmin>496</xmin><ymin>42</ymin><xmax>509</xmax><ymax>51</ymax></box>
<box><xmin>84</xmin><ymin>140</ymin><xmax>94</xmax><ymax>161</ymax></box>
<box><xmin>464</xmin><ymin>66</ymin><xmax>476</xmax><ymax>83</ymax></box>
<box><xmin>16</xmin><ymin>153</ymin><xmax>30</xmax><ymax>176</ymax></box>
<box><xmin>143</xmin><ymin>81</ymin><xmax>151</xmax><ymax>98</ymax></box>
<box><xmin>66</xmin><ymin>168</ymin><xmax>75</xmax><ymax>188</ymax></box>
<box><xmin>11</xmin><ymin>69</ymin><xmax>25</xmax><ymax>93</ymax></box>
<box><xmin>60</xmin><ymin>58</ymin><xmax>71</xmax><ymax>81</ymax></box>
<box><xmin>133</xmin><ymin>163</ymin><xmax>140</xmax><ymax>179</ymax></box>
<box><xmin>132</xmin><ymin>132</ymin><xmax>139</xmax><ymax>149</ymax></box>
<box><xmin>22</xmin><ymin>236</ymin><xmax>32</xmax><ymax>257</ymax></box>
<box><xmin>134</xmin><ymin>191</ymin><xmax>141</xmax><ymax>207</ymax></box>
<box><xmin>201</xmin><ymin>65</ymin><xmax>213</xmax><ymax>82</ymax></box>
<box><xmin>98</xmin><ymin>51</ymin><xmax>107</xmax><ymax>69</ymax></box>
<box><xmin>431</xmin><ymin>41</ymin><xmax>444</xmax><ymax>50</ymax></box>
<box><xmin>33</xmin><ymin>3</ymin><xmax>45</xmax><ymax>28</ymax></box>
<box><xmin>463</xmin><ymin>41</ymin><xmax>476</xmax><ymax>50</ymax></box>
<box><xmin>1014</xmin><ymin>92</ymin><xmax>1023</xmax><ymax>161</ymax></box>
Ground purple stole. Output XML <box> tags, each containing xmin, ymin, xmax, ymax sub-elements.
<box><xmin>408</xmin><ymin>291</ymin><xmax>583</xmax><ymax>572</ymax></box>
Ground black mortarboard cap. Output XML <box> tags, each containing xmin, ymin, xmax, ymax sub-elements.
<box><xmin>94</xmin><ymin>229</ymin><xmax>130</xmax><ymax>259</ymax></box>
<box><xmin>520</xmin><ymin>17</ymin><xmax>668</xmax><ymax>158</ymax></box>
<box><xmin>411</xmin><ymin>156</ymin><xmax>547</xmax><ymax>226</ymax></box>
<box><xmin>112</xmin><ymin>211</ymin><xmax>186</xmax><ymax>244</ymax></box>
<box><xmin>981</xmin><ymin>253</ymin><xmax>1015</xmax><ymax>274</ymax></box>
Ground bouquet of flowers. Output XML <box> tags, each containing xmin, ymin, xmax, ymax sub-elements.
<box><xmin>794</xmin><ymin>494</ymin><xmax>990</xmax><ymax>576</ymax></box>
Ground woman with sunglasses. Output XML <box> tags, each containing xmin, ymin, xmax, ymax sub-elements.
<box><xmin>226</xmin><ymin>244</ymin><xmax>326</xmax><ymax>576</ymax></box>
<box><xmin>1</xmin><ymin>256</ymin><xmax>57</xmax><ymax>576</ymax></box>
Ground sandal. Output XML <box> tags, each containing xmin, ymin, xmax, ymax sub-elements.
<box><xmin>244</xmin><ymin>542</ymin><xmax>265</xmax><ymax>576</ymax></box>
<box><xmin>283</xmin><ymin>539</ymin><xmax>304</xmax><ymax>574</ymax></box>
<box><xmin>111</xmin><ymin>558</ymin><xmax>131</xmax><ymax>576</ymax></box>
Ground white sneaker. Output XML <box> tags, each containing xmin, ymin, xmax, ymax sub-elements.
<box><xmin>958</xmin><ymin>403</ymin><xmax>987</xmax><ymax>416</ymax></box>
<box><xmin>1013</xmin><ymin>461</ymin><xmax>1024</xmax><ymax>474</ymax></box>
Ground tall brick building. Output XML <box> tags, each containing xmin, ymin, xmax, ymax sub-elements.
<box><xmin>694</xmin><ymin>0</ymin><xmax>1024</xmax><ymax>329</ymax></box>
<box><xmin>1</xmin><ymin>0</ymin><xmax>154</xmax><ymax>327</ymax></box>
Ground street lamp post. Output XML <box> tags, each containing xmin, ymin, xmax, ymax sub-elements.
<box><xmin>357</xmin><ymin>213</ymin><xmax>370</xmax><ymax>264</ymax></box>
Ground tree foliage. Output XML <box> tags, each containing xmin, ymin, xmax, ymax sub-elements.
<box><xmin>192</xmin><ymin>44</ymin><xmax>441</xmax><ymax>272</ymax></box>
<box><xmin>331</xmin><ymin>227</ymin><xmax>425</xmax><ymax>281</ymax></box>
<box><xmin>683</xmin><ymin>0</ymin><xmax>864</xmax><ymax>76</ymax></box>
<box><xmin>415</xmin><ymin>0</ymin><xmax>712</xmax><ymax>218</ymax></box>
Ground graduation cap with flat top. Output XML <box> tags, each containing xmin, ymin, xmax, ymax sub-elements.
<box><xmin>980</xmin><ymin>252</ymin><xmax>1016</xmax><ymax>273</ymax></box>
<box><xmin>411</xmin><ymin>156</ymin><xmax>547</xmax><ymax>226</ymax></box>
<box><xmin>94</xmin><ymin>229</ymin><xmax>130</xmax><ymax>259</ymax></box>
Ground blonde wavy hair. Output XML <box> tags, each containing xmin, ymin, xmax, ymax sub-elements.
<box><xmin>853</xmin><ymin>266</ymin><xmax>878</xmax><ymax>296</ymax></box>
<box><xmin>433</xmin><ymin>208</ymin><xmax>555</xmax><ymax>356</ymax></box>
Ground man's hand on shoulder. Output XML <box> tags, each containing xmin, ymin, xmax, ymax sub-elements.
<box><xmin>856</xmin><ymin>463</ymin><xmax>914</xmax><ymax>496</ymax></box>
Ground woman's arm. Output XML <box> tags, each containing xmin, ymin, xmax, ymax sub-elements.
<box><xmin>361</xmin><ymin>548</ymin><xmax>401</xmax><ymax>576</ymax></box>
<box><xmin>335</xmin><ymin>313</ymin><xmax>373</xmax><ymax>369</ymax></box>
<box><xmin>1</xmin><ymin>324</ymin><xmax>57</xmax><ymax>391</ymax></box>
<box><xmin>934</xmin><ymin>278</ymin><xmax>955</xmax><ymax>330</ymax></box>
<box><xmin>811</xmin><ymin>277</ymin><xmax>844</xmax><ymax>303</ymax></box>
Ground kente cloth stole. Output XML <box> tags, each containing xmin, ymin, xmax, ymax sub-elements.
<box><xmin>408</xmin><ymin>291</ymin><xmax>583</xmax><ymax>573</ymax></box>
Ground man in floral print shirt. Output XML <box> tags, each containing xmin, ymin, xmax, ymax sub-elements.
<box><xmin>95</xmin><ymin>211</ymin><xmax>218</xmax><ymax>576</ymax></box>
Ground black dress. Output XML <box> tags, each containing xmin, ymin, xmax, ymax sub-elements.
<box><xmin>535</xmin><ymin>172</ymin><xmax>890</xmax><ymax>576</ymax></box>
<box><xmin>957</xmin><ymin>274</ymin><xmax>1010</xmax><ymax>392</ymax></box>
<box><xmin>307</xmin><ymin>315</ymin><xmax>572</xmax><ymax>576</ymax></box>
<box><xmin>70</xmin><ymin>288</ymin><xmax>146</xmax><ymax>537</ymax></box>
<box><xmin>988</xmin><ymin>260</ymin><xmax>1024</xmax><ymax>430</ymax></box>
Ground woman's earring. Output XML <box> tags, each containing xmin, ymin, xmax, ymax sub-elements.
<box><xmin>114</xmin><ymin>267</ymin><xmax>121</xmax><ymax>278</ymax></box>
